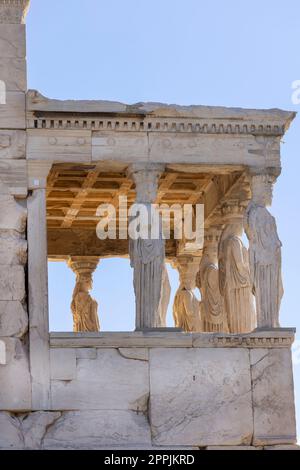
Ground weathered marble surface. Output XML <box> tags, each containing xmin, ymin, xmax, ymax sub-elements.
<box><xmin>93</xmin><ymin>131</ymin><xmax>148</xmax><ymax>161</ymax></box>
<box><xmin>251</xmin><ymin>348</ymin><xmax>297</xmax><ymax>445</ymax></box>
<box><xmin>0</xmin><ymin>412</ymin><xmax>23</xmax><ymax>449</ymax></box>
<box><xmin>0</xmin><ymin>338</ymin><xmax>31</xmax><ymax>410</ymax></box>
<box><xmin>0</xmin><ymin>24</ymin><xmax>25</xmax><ymax>57</ymax></box>
<box><xmin>0</xmin><ymin>301</ymin><xmax>28</xmax><ymax>337</ymax></box>
<box><xmin>0</xmin><ymin>411</ymin><xmax>61</xmax><ymax>450</ymax></box>
<box><xmin>27</xmin><ymin>130</ymin><xmax>92</xmax><ymax>162</ymax></box>
<box><xmin>21</xmin><ymin>411</ymin><xmax>61</xmax><ymax>449</ymax></box>
<box><xmin>0</xmin><ymin>58</ymin><xmax>26</xmax><ymax>92</ymax></box>
<box><xmin>0</xmin><ymin>341</ymin><xmax>297</xmax><ymax>449</ymax></box>
<box><xmin>149</xmin><ymin>348</ymin><xmax>253</xmax><ymax>446</ymax></box>
<box><xmin>0</xmin><ymin>130</ymin><xmax>26</xmax><ymax>159</ymax></box>
<box><xmin>0</xmin><ymin>0</ymin><xmax>30</xmax><ymax>24</ymax></box>
<box><xmin>0</xmin><ymin>91</ymin><xmax>25</xmax><ymax>129</ymax></box>
<box><xmin>27</xmin><ymin>90</ymin><xmax>295</xmax><ymax>124</ymax></box>
<box><xmin>0</xmin><ymin>234</ymin><xmax>27</xmax><ymax>265</ymax></box>
<box><xmin>50</xmin><ymin>348</ymin><xmax>76</xmax><ymax>381</ymax></box>
<box><xmin>0</xmin><ymin>195</ymin><xmax>27</xmax><ymax>232</ymax></box>
<box><xmin>118</xmin><ymin>348</ymin><xmax>149</xmax><ymax>361</ymax></box>
<box><xmin>0</xmin><ymin>265</ymin><xmax>25</xmax><ymax>301</ymax></box>
<box><xmin>0</xmin><ymin>160</ymin><xmax>27</xmax><ymax>196</ymax></box>
<box><xmin>51</xmin><ymin>348</ymin><xmax>149</xmax><ymax>411</ymax></box>
<box><xmin>43</xmin><ymin>411</ymin><xmax>151</xmax><ymax>450</ymax></box>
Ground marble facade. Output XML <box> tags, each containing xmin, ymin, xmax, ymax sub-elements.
<box><xmin>0</xmin><ymin>0</ymin><xmax>298</xmax><ymax>450</ymax></box>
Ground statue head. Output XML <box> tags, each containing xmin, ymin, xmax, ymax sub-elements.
<box><xmin>221</xmin><ymin>202</ymin><xmax>245</xmax><ymax>238</ymax></box>
<box><xmin>203</xmin><ymin>227</ymin><xmax>222</xmax><ymax>264</ymax></box>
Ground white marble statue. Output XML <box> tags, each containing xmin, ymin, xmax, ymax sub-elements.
<box><xmin>219</xmin><ymin>207</ymin><xmax>256</xmax><ymax>333</ymax></box>
<box><xmin>130</xmin><ymin>232</ymin><xmax>165</xmax><ymax>329</ymax></box>
<box><xmin>198</xmin><ymin>231</ymin><xmax>228</xmax><ymax>333</ymax></box>
<box><xmin>128</xmin><ymin>163</ymin><xmax>166</xmax><ymax>329</ymax></box>
<box><xmin>68</xmin><ymin>257</ymin><xmax>100</xmax><ymax>333</ymax></box>
<box><xmin>173</xmin><ymin>257</ymin><xmax>202</xmax><ymax>332</ymax></box>
<box><xmin>244</xmin><ymin>175</ymin><xmax>283</xmax><ymax>328</ymax></box>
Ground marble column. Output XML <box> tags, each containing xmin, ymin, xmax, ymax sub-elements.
<box><xmin>127</xmin><ymin>163</ymin><xmax>166</xmax><ymax>330</ymax></box>
<box><xmin>244</xmin><ymin>173</ymin><xmax>283</xmax><ymax>328</ymax></box>
<box><xmin>198</xmin><ymin>226</ymin><xmax>229</xmax><ymax>333</ymax></box>
<box><xmin>218</xmin><ymin>201</ymin><xmax>256</xmax><ymax>334</ymax></box>
<box><xmin>27</xmin><ymin>162</ymin><xmax>52</xmax><ymax>409</ymax></box>
<box><xmin>67</xmin><ymin>256</ymin><xmax>100</xmax><ymax>332</ymax></box>
<box><xmin>173</xmin><ymin>256</ymin><xmax>202</xmax><ymax>332</ymax></box>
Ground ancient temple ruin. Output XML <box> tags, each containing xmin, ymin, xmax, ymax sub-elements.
<box><xmin>0</xmin><ymin>1</ymin><xmax>298</xmax><ymax>449</ymax></box>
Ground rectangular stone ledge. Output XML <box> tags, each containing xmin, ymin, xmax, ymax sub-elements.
<box><xmin>49</xmin><ymin>329</ymin><xmax>296</xmax><ymax>349</ymax></box>
<box><xmin>50</xmin><ymin>331</ymin><xmax>194</xmax><ymax>348</ymax></box>
<box><xmin>27</xmin><ymin>129</ymin><xmax>92</xmax><ymax>162</ymax></box>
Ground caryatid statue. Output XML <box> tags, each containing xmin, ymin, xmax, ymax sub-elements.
<box><xmin>173</xmin><ymin>256</ymin><xmax>202</xmax><ymax>332</ymax></box>
<box><xmin>244</xmin><ymin>174</ymin><xmax>283</xmax><ymax>328</ymax></box>
<box><xmin>219</xmin><ymin>203</ymin><xmax>256</xmax><ymax>334</ymax></box>
<box><xmin>68</xmin><ymin>257</ymin><xmax>100</xmax><ymax>333</ymax></box>
<box><xmin>127</xmin><ymin>163</ymin><xmax>166</xmax><ymax>330</ymax></box>
<box><xmin>198</xmin><ymin>228</ymin><xmax>229</xmax><ymax>333</ymax></box>
<box><xmin>157</xmin><ymin>265</ymin><xmax>171</xmax><ymax>327</ymax></box>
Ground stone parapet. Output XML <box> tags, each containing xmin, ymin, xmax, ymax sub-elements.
<box><xmin>49</xmin><ymin>328</ymin><xmax>296</xmax><ymax>349</ymax></box>
<box><xmin>0</xmin><ymin>336</ymin><xmax>297</xmax><ymax>449</ymax></box>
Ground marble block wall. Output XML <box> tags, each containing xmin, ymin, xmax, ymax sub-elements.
<box><xmin>0</xmin><ymin>2</ymin><xmax>31</xmax><ymax>417</ymax></box>
<box><xmin>0</xmin><ymin>336</ymin><xmax>297</xmax><ymax>450</ymax></box>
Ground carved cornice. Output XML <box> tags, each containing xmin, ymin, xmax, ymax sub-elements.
<box><xmin>195</xmin><ymin>332</ymin><xmax>295</xmax><ymax>348</ymax></box>
<box><xmin>27</xmin><ymin>114</ymin><xmax>290</xmax><ymax>137</ymax></box>
<box><xmin>27</xmin><ymin>91</ymin><xmax>296</xmax><ymax>137</ymax></box>
<box><xmin>0</xmin><ymin>0</ymin><xmax>30</xmax><ymax>24</ymax></box>
<box><xmin>49</xmin><ymin>329</ymin><xmax>296</xmax><ymax>349</ymax></box>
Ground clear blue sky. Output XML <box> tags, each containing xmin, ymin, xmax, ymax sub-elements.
<box><xmin>26</xmin><ymin>0</ymin><xmax>300</xmax><ymax>439</ymax></box>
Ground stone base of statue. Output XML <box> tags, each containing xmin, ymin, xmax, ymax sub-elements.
<box><xmin>0</xmin><ymin>328</ymin><xmax>297</xmax><ymax>450</ymax></box>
